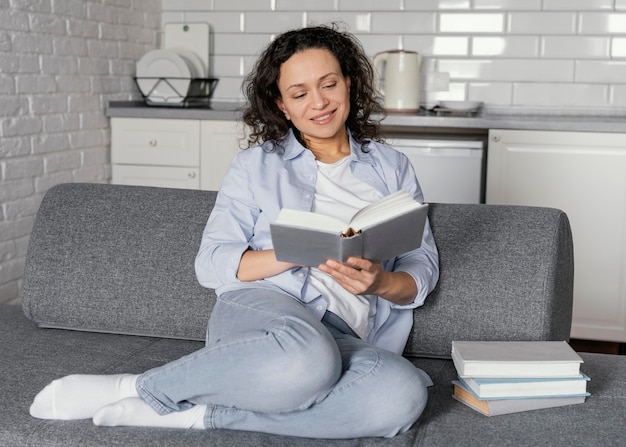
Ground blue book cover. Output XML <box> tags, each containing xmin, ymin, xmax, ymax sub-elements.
<box><xmin>458</xmin><ymin>373</ymin><xmax>590</xmax><ymax>400</ymax></box>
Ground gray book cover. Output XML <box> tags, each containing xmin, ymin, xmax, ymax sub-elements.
<box><xmin>270</xmin><ymin>204</ymin><xmax>428</xmax><ymax>267</ymax></box>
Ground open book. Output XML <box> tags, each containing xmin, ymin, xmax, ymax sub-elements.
<box><xmin>270</xmin><ymin>190</ymin><xmax>429</xmax><ymax>267</ymax></box>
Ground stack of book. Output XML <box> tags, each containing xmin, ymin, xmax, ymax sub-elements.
<box><xmin>451</xmin><ymin>341</ymin><xmax>590</xmax><ymax>416</ymax></box>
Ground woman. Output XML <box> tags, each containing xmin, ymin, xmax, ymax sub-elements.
<box><xmin>29</xmin><ymin>24</ymin><xmax>439</xmax><ymax>439</ymax></box>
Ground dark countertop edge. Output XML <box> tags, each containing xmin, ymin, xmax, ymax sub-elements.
<box><xmin>106</xmin><ymin>101</ymin><xmax>244</xmax><ymax>121</ymax></box>
<box><xmin>106</xmin><ymin>101</ymin><xmax>626</xmax><ymax>134</ymax></box>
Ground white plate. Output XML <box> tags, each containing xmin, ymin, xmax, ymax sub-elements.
<box><xmin>171</xmin><ymin>48</ymin><xmax>205</xmax><ymax>78</ymax></box>
<box><xmin>439</xmin><ymin>100</ymin><xmax>483</xmax><ymax>111</ymax></box>
<box><xmin>136</xmin><ymin>49</ymin><xmax>191</xmax><ymax>103</ymax></box>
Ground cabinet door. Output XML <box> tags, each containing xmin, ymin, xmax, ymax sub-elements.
<box><xmin>200</xmin><ymin>120</ymin><xmax>243</xmax><ymax>191</ymax></box>
<box><xmin>111</xmin><ymin>117</ymin><xmax>200</xmax><ymax>167</ymax></box>
<box><xmin>112</xmin><ymin>165</ymin><xmax>200</xmax><ymax>190</ymax></box>
<box><xmin>487</xmin><ymin>129</ymin><xmax>626</xmax><ymax>342</ymax></box>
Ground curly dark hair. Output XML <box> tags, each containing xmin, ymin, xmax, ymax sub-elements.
<box><xmin>241</xmin><ymin>23</ymin><xmax>385</xmax><ymax>148</ymax></box>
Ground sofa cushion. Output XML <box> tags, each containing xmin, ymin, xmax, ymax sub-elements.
<box><xmin>404</xmin><ymin>204</ymin><xmax>574</xmax><ymax>358</ymax></box>
<box><xmin>22</xmin><ymin>183</ymin><xmax>216</xmax><ymax>341</ymax></box>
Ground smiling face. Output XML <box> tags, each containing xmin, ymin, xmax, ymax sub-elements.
<box><xmin>275</xmin><ymin>48</ymin><xmax>351</xmax><ymax>151</ymax></box>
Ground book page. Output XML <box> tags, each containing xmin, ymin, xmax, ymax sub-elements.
<box><xmin>350</xmin><ymin>190</ymin><xmax>422</xmax><ymax>231</ymax></box>
<box><xmin>273</xmin><ymin>209</ymin><xmax>347</xmax><ymax>233</ymax></box>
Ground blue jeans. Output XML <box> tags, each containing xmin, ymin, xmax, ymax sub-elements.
<box><xmin>136</xmin><ymin>288</ymin><xmax>431</xmax><ymax>439</ymax></box>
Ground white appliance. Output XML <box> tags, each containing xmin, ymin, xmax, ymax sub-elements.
<box><xmin>388</xmin><ymin>136</ymin><xmax>485</xmax><ymax>204</ymax></box>
<box><xmin>373</xmin><ymin>50</ymin><xmax>422</xmax><ymax>112</ymax></box>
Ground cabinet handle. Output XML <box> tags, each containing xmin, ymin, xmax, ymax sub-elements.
<box><xmin>188</xmin><ymin>171</ymin><xmax>196</xmax><ymax>179</ymax></box>
<box><xmin>148</xmin><ymin>139</ymin><xmax>157</xmax><ymax>147</ymax></box>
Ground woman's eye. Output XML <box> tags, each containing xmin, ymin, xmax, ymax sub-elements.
<box><xmin>323</xmin><ymin>82</ymin><xmax>337</xmax><ymax>89</ymax></box>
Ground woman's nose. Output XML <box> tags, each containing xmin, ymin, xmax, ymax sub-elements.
<box><xmin>311</xmin><ymin>89</ymin><xmax>329</xmax><ymax>109</ymax></box>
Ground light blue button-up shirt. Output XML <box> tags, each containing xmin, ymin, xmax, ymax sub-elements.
<box><xmin>195</xmin><ymin>129</ymin><xmax>439</xmax><ymax>354</ymax></box>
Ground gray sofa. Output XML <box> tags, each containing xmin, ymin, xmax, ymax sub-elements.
<box><xmin>2</xmin><ymin>182</ymin><xmax>624</xmax><ymax>446</ymax></box>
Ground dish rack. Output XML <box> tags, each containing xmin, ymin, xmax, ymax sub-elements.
<box><xmin>134</xmin><ymin>77</ymin><xmax>218</xmax><ymax>107</ymax></box>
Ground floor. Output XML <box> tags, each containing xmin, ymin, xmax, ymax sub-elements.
<box><xmin>570</xmin><ymin>338</ymin><xmax>625</xmax><ymax>355</ymax></box>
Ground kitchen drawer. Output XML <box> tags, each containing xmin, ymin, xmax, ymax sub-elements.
<box><xmin>112</xmin><ymin>165</ymin><xmax>200</xmax><ymax>190</ymax></box>
<box><xmin>111</xmin><ymin>118</ymin><xmax>200</xmax><ymax>167</ymax></box>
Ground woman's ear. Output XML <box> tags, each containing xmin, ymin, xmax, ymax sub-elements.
<box><xmin>276</xmin><ymin>97</ymin><xmax>290</xmax><ymax>120</ymax></box>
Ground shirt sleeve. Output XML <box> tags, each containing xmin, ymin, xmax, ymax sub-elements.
<box><xmin>386</xmin><ymin>150</ymin><xmax>440</xmax><ymax>309</ymax></box>
<box><xmin>195</xmin><ymin>153</ymin><xmax>258</xmax><ymax>290</ymax></box>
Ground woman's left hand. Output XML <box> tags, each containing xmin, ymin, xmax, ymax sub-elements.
<box><xmin>318</xmin><ymin>257</ymin><xmax>417</xmax><ymax>305</ymax></box>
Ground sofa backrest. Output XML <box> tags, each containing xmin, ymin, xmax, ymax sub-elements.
<box><xmin>22</xmin><ymin>183</ymin><xmax>574</xmax><ymax>359</ymax></box>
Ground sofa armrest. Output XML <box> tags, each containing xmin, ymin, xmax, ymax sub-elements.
<box><xmin>404</xmin><ymin>203</ymin><xmax>574</xmax><ymax>359</ymax></box>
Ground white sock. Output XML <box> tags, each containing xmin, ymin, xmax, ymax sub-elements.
<box><xmin>30</xmin><ymin>374</ymin><xmax>139</xmax><ymax>420</ymax></box>
<box><xmin>93</xmin><ymin>397</ymin><xmax>206</xmax><ymax>430</ymax></box>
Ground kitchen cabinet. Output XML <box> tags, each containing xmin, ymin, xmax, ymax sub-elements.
<box><xmin>486</xmin><ymin>129</ymin><xmax>626</xmax><ymax>343</ymax></box>
<box><xmin>199</xmin><ymin>120</ymin><xmax>244</xmax><ymax>191</ymax></box>
<box><xmin>111</xmin><ymin>117</ymin><xmax>241</xmax><ymax>190</ymax></box>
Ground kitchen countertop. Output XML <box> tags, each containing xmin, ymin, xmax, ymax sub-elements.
<box><xmin>106</xmin><ymin>101</ymin><xmax>626</xmax><ymax>134</ymax></box>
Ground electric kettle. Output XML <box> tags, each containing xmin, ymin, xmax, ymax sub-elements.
<box><xmin>373</xmin><ymin>50</ymin><xmax>422</xmax><ymax>112</ymax></box>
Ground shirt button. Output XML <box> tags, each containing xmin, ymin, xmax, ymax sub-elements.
<box><xmin>317</xmin><ymin>305</ymin><xmax>324</xmax><ymax>311</ymax></box>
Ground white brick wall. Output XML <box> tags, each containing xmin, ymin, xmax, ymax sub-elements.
<box><xmin>161</xmin><ymin>0</ymin><xmax>626</xmax><ymax>110</ymax></box>
<box><xmin>0</xmin><ymin>0</ymin><xmax>160</xmax><ymax>305</ymax></box>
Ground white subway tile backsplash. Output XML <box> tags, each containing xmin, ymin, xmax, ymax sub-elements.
<box><xmin>468</xmin><ymin>82</ymin><xmax>513</xmax><ymax>105</ymax></box>
<box><xmin>423</xmin><ymin>81</ymin><xmax>466</xmax><ymax>103</ymax></box>
<box><xmin>472</xmin><ymin>36</ymin><xmax>539</xmax><ymax>57</ymax></box>
<box><xmin>612</xmin><ymin>38</ymin><xmax>626</xmax><ymax>58</ymax></box>
<box><xmin>576</xmin><ymin>60</ymin><xmax>626</xmax><ymax>83</ymax></box>
<box><xmin>372</xmin><ymin>12</ymin><xmax>437</xmax><ymax>34</ymax></box>
<box><xmin>162</xmin><ymin>0</ymin><xmax>206</xmax><ymax>12</ymax></box>
<box><xmin>541</xmin><ymin>36</ymin><xmax>610</xmax><ymax>59</ymax></box>
<box><xmin>355</xmin><ymin>34</ymin><xmax>403</xmax><ymax>56</ymax></box>
<box><xmin>211</xmin><ymin>55</ymin><xmax>243</xmax><ymax>78</ymax></box>
<box><xmin>431</xmin><ymin>36</ymin><xmax>468</xmax><ymax>55</ymax></box>
<box><xmin>438</xmin><ymin>59</ymin><xmax>573</xmax><ymax>82</ymax></box>
<box><xmin>404</xmin><ymin>0</ymin><xmax>471</xmax><ymax>11</ymax></box>
<box><xmin>306</xmin><ymin>12</ymin><xmax>372</xmax><ymax>32</ymax></box>
<box><xmin>473</xmin><ymin>0</ymin><xmax>540</xmax><ymax>10</ymax></box>
<box><xmin>181</xmin><ymin>12</ymin><xmax>241</xmax><ymax>33</ymax></box>
<box><xmin>213</xmin><ymin>33</ymin><xmax>272</xmax><ymax>56</ymax></box>
<box><xmin>403</xmin><ymin>36</ymin><xmax>468</xmax><ymax>56</ymax></box>
<box><xmin>439</xmin><ymin>13</ymin><xmax>504</xmax><ymax>33</ymax></box>
<box><xmin>213</xmin><ymin>0</ymin><xmax>272</xmax><ymax>12</ymax></box>
<box><xmin>243</xmin><ymin>12</ymin><xmax>303</xmax><ymax>33</ymax></box>
<box><xmin>543</xmin><ymin>0</ymin><xmax>614</xmax><ymax>11</ymax></box>
<box><xmin>508</xmin><ymin>12</ymin><xmax>577</xmax><ymax>34</ymax></box>
<box><xmin>154</xmin><ymin>0</ymin><xmax>626</xmax><ymax>116</ymax></box>
<box><xmin>579</xmin><ymin>13</ymin><xmax>626</xmax><ymax>34</ymax></box>
<box><xmin>610</xmin><ymin>85</ymin><xmax>626</xmax><ymax>106</ymax></box>
<box><xmin>513</xmin><ymin>83</ymin><xmax>609</xmax><ymax>107</ymax></box>
<box><xmin>276</xmin><ymin>0</ymin><xmax>336</xmax><ymax>11</ymax></box>
<box><xmin>339</xmin><ymin>0</ymin><xmax>402</xmax><ymax>11</ymax></box>
<box><xmin>161</xmin><ymin>11</ymin><xmax>184</xmax><ymax>25</ymax></box>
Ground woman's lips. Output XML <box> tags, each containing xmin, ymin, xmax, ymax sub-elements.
<box><xmin>311</xmin><ymin>109</ymin><xmax>336</xmax><ymax>123</ymax></box>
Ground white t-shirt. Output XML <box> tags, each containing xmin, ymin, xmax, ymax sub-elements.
<box><xmin>306</xmin><ymin>156</ymin><xmax>383</xmax><ymax>339</ymax></box>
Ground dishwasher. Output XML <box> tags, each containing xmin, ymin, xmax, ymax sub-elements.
<box><xmin>387</xmin><ymin>136</ymin><xmax>486</xmax><ymax>204</ymax></box>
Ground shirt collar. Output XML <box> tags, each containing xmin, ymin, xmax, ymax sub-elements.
<box><xmin>279</xmin><ymin>128</ymin><xmax>375</xmax><ymax>165</ymax></box>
